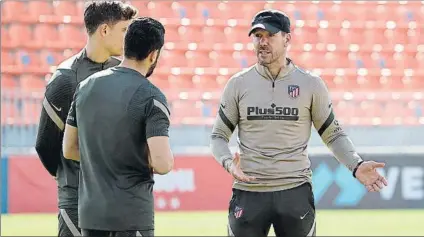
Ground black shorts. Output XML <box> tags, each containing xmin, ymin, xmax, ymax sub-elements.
<box><xmin>227</xmin><ymin>183</ymin><xmax>316</xmax><ymax>237</ymax></box>
<box><xmin>81</xmin><ymin>229</ymin><xmax>154</xmax><ymax>237</ymax></box>
<box><xmin>58</xmin><ymin>208</ymin><xmax>81</xmax><ymax>236</ymax></box>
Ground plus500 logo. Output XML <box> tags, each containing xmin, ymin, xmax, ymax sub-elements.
<box><xmin>312</xmin><ymin>163</ymin><xmax>424</xmax><ymax>207</ymax></box>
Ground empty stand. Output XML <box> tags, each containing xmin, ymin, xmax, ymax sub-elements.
<box><xmin>2</xmin><ymin>1</ymin><xmax>424</xmax><ymax>126</ymax></box>
<box><xmin>28</xmin><ymin>1</ymin><xmax>54</xmax><ymax>21</ymax></box>
<box><xmin>53</xmin><ymin>1</ymin><xmax>79</xmax><ymax>17</ymax></box>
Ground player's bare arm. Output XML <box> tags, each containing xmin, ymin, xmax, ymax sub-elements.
<box><xmin>63</xmin><ymin>125</ymin><xmax>79</xmax><ymax>161</ymax></box>
<box><xmin>63</xmin><ymin>98</ymin><xmax>80</xmax><ymax>161</ymax></box>
<box><xmin>311</xmin><ymin>77</ymin><xmax>387</xmax><ymax>192</ymax></box>
<box><xmin>145</xmin><ymin>96</ymin><xmax>174</xmax><ymax>175</ymax></box>
<box><xmin>35</xmin><ymin>71</ymin><xmax>75</xmax><ymax>176</ymax></box>
<box><xmin>210</xmin><ymin>75</ymin><xmax>255</xmax><ymax>182</ymax></box>
<box><xmin>147</xmin><ymin>137</ymin><xmax>173</xmax><ymax>174</ymax></box>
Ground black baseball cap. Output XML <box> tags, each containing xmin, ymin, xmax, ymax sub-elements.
<box><xmin>248</xmin><ymin>9</ymin><xmax>291</xmax><ymax>36</ymax></box>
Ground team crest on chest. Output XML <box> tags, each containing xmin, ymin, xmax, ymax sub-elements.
<box><xmin>288</xmin><ymin>85</ymin><xmax>300</xmax><ymax>99</ymax></box>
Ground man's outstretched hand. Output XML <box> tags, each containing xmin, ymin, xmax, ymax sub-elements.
<box><xmin>355</xmin><ymin>161</ymin><xmax>388</xmax><ymax>192</ymax></box>
<box><xmin>229</xmin><ymin>152</ymin><xmax>256</xmax><ymax>182</ymax></box>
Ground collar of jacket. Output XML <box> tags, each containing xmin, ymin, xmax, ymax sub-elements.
<box><xmin>255</xmin><ymin>58</ymin><xmax>295</xmax><ymax>81</ymax></box>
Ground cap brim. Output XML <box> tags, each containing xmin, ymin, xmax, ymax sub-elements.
<box><xmin>248</xmin><ymin>23</ymin><xmax>281</xmax><ymax>36</ymax></box>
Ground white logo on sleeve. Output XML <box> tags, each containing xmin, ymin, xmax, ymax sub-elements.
<box><xmin>300</xmin><ymin>210</ymin><xmax>310</xmax><ymax>220</ymax></box>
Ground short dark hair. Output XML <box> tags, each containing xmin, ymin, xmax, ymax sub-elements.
<box><xmin>124</xmin><ymin>17</ymin><xmax>165</xmax><ymax>61</ymax></box>
<box><xmin>84</xmin><ymin>1</ymin><xmax>138</xmax><ymax>35</ymax></box>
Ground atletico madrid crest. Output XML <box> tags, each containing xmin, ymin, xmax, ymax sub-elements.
<box><xmin>234</xmin><ymin>206</ymin><xmax>244</xmax><ymax>219</ymax></box>
<box><xmin>288</xmin><ymin>85</ymin><xmax>300</xmax><ymax>98</ymax></box>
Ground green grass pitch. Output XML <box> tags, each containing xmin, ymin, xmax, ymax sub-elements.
<box><xmin>2</xmin><ymin>210</ymin><xmax>424</xmax><ymax>236</ymax></box>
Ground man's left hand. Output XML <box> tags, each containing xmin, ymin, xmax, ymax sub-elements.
<box><xmin>355</xmin><ymin>161</ymin><xmax>388</xmax><ymax>192</ymax></box>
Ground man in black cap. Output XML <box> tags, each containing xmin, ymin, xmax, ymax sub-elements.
<box><xmin>35</xmin><ymin>1</ymin><xmax>137</xmax><ymax>236</ymax></box>
<box><xmin>210</xmin><ymin>9</ymin><xmax>387</xmax><ymax>237</ymax></box>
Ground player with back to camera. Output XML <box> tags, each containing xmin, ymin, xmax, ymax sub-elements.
<box><xmin>62</xmin><ymin>17</ymin><xmax>173</xmax><ymax>237</ymax></box>
<box><xmin>210</xmin><ymin>9</ymin><xmax>388</xmax><ymax>237</ymax></box>
<box><xmin>34</xmin><ymin>1</ymin><xmax>137</xmax><ymax>236</ymax></box>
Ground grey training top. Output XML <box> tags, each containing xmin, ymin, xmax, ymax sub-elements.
<box><xmin>66</xmin><ymin>67</ymin><xmax>170</xmax><ymax>231</ymax></box>
<box><xmin>35</xmin><ymin>49</ymin><xmax>120</xmax><ymax>209</ymax></box>
<box><xmin>210</xmin><ymin>59</ymin><xmax>362</xmax><ymax>192</ymax></box>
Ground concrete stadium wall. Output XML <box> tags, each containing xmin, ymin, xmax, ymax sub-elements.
<box><xmin>1</xmin><ymin>153</ymin><xmax>424</xmax><ymax>214</ymax></box>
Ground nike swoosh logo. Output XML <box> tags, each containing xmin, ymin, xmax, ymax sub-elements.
<box><xmin>51</xmin><ymin>103</ymin><xmax>62</xmax><ymax>112</ymax></box>
<box><xmin>221</xmin><ymin>104</ymin><xmax>226</xmax><ymax>109</ymax></box>
<box><xmin>300</xmin><ymin>210</ymin><xmax>310</xmax><ymax>220</ymax></box>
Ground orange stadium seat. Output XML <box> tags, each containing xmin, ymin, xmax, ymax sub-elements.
<box><xmin>186</xmin><ymin>51</ymin><xmax>211</xmax><ymax>68</ymax></box>
<box><xmin>8</xmin><ymin>24</ymin><xmax>32</xmax><ymax>48</ymax></box>
<box><xmin>28</xmin><ymin>1</ymin><xmax>54</xmax><ymax>20</ymax></box>
<box><xmin>1</xmin><ymin>75</ymin><xmax>18</xmax><ymax>90</ymax></box>
<box><xmin>33</xmin><ymin>24</ymin><xmax>59</xmax><ymax>48</ymax></box>
<box><xmin>195</xmin><ymin>2</ymin><xmax>222</xmax><ymax>20</ymax></box>
<box><xmin>158</xmin><ymin>50</ymin><xmax>188</xmax><ymax>68</ymax></box>
<box><xmin>129</xmin><ymin>1</ymin><xmax>148</xmax><ymax>15</ymax></box>
<box><xmin>192</xmin><ymin>75</ymin><xmax>220</xmax><ymax>90</ymax></box>
<box><xmin>211</xmin><ymin>51</ymin><xmax>243</xmax><ymax>68</ymax></box>
<box><xmin>379</xmin><ymin>76</ymin><xmax>404</xmax><ymax>91</ymax></box>
<box><xmin>22</xmin><ymin>99</ymin><xmax>42</xmax><ymax>124</ymax></box>
<box><xmin>1</xmin><ymin>26</ymin><xmax>12</xmax><ymax>48</ymax></box>
<box><xmin>19</xmin><ymin>75</ymin><xmax>47</xmax><ymax>93</ymax></box>
<box><xmin>146</xmin><ymin>1</ymin><xmax>181</xmax><ymax>18</ymax></box>
<box><xmin>1</xmin><ymin>1</ymin><xmax>27</xmax><ymax>22</ymax></box>
<box><xmin>1</xmin><ymin>1</ymin><xmax>423</xmax><ymax>126</ymax></box>
<box><xmin>170</xmin><ymin>100</ymin><xmax>202</xmax><ymax>118</ymax></box>
<box><xmin>202</xmin><ymin>26</ymin><xmax>227</xmax><ymax>44</ymax></box>
<box><xmin>1</xmin><ymin>102</ymin><xmax>19</xmax><ymax>124</ymax></box>
<box><xmin>178</xmin><ymin>26</ymin><xmax>204</xmax><ymax>43</ymax></box>
<box><xmin>150</xmin><ymin>75</ymin><xmax>170</xmax><ymax>90</ymax></box>
<box><xmin>224</xmin><ymin>26</ymin><xmax>251</xmax><ymax>44</ymax></box>
<box><xmin>168</xmin><ymin>74</ymin><xmax>194</xmax><ymax>90</ymax></box>
<box><xmin>54</xmin><ymin>1</ymin><xmax>78</xmax><ymax>16</ymax></box>
<box><xmin>57</xmin><ymin>24</ymin><xmax>86</xmax><ymax>48</ymax></box>
<box><xmin>1</xmin><ymin>51</ymin><xmax>15</xmax><ymax>67</ymax></box>
<box><xmin>15</xmin><ymin>51</ymin><xmax>42</xmax><ymax>70</ymax></box>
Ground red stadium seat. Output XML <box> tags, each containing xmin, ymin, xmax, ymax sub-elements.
<box><xmin>39</xmin><ymin>50</ymin><xmax>65</xmax><ymax>68</ymax></box>
<box><xmin>168</xmin><ymin>74</ymin><xmax>194</xmax><ymax>90</ymax></box>
<box><xmin>210</xmin><ymin>51</ymin><xmax>242</xmax><ymax>69</ymax></box>
<box><xmin>1</xmin><ymin>51</ymin><xmax>15</xmax><ymax>67</ymax></box>
<box><xmin>178</xmin><ymin>26</ymin><xmax>203</xmax><ymax>43</ymax></box>
<box><xmin>202</xmin><ymin>26</ymin><xmax>227</xmax><ymax>44</ymax></box>
<box><xmin>28</xmin><ymin>1</ymin><xmax>54</xmax><ymax>19</ymax></box>
<box><xmin>8</xmin><ymin>24</ymin><xmax>32</xmax><ymax>47</ymax></box>
<box><xmin>192</xmin><ymin>75</ymin><xmax>220</xmax><ymax>90</ymax></box>
<box><xmin>1</xmin><ymin>1</ymin><xmax>27</xmax><ymax>22</ymax></box>
<box><xmin>186</xmin><ymin>51</ymin><xmax>211</xmax><ymax>68</ymax></box>
<box><xmin>57</xmin><ymin>24</ymin><xmax>86</xmax><ymax>48</ymax></box>
<box><xmin>33</xmin><ymin>24</ymin><xmax>59</xmax><ymax>48</ymax></box>
<box><xmin>1</xmin><ymin>1</ymin><xmax>423</xmax><ymax>126</ymax></box>
<box><xmin>19</xmin><ymin>75</ymin><xmax>47</xmax><ymax>93</ymax></box>
<box><xmin>15</xmin><ymin>51</ymin><xmax>42</xmax><ymax>69</ymax></box>
<box><xmin>146</xmin><ymin>1</ymin><xmax>181</xmax><ymax>18</ymax></box>
<box><xmin>224</xmin><ymin>26</ymin><xmax>251</xmax><ymax>44</ymax></box>
<box><xmin>1</xmin><ymin>26</ymin><xmax>12</xmax><ymax>48</ymax></box>
<box><xmin>21</xmin><ymin>99</ymin><xmax>42</xmax><ymax>124</ymax></box>
<box><xmin>170</xmin><ymin>100</ymin><xmax>202</xmax><ymax>118</ymax></box>
<box><xmin>1</xmin><ymin>102</ymin><xmax>19</xmax><ymax>124</ymax></box>
<box><xmin>54</xmin><ymin>1</ymin><xmax>78</xmax><ymax>16</ymax></box>
<box><xmin>158</xmin><ymin>50</ymin><xmax>188</xmax><ymax>69</ymax></box>
<box><xmin>1</xmin><ymin>75</ymin><xmax>18</xmax><ymax>90</ymax></box>
<box><xmin>195</xmin><ymin>2</ymin><xmax>223</xmax><ymax>20</ymax></box>
<box><xmin>379</xmin><ymin>76</ymin><xmax>404</xmax><ymax>90</ymax></box>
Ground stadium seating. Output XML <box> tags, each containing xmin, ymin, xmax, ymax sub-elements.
<box><xmin>1</xmin><ymin>1</ymin><xmax>424</xmax><ymax>126</ymax></box>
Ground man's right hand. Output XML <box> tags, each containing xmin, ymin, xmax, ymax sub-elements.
<box><xmin>229</xmin><ymin>152</ymin><xmax>256</xmax><ymax>182</ymax></box>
